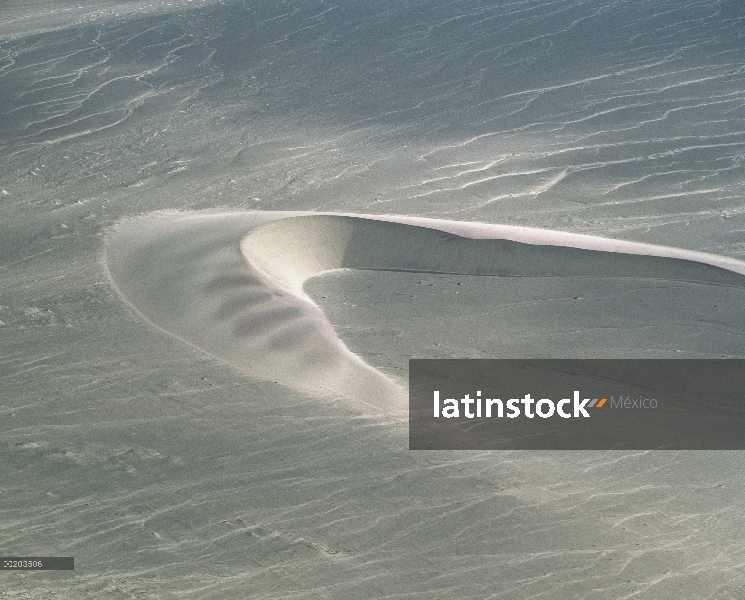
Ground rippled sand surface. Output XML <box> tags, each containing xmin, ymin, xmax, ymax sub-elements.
<box><xmin>1</xmin><ymin>1</ymin><xmax>744</xmax><ymax>597</ymax></box>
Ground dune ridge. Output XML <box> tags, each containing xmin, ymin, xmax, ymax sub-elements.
<box><xmin>106</xmin><ymin>211</ymin><xmax>745</xmax><ymax>411</ymax></box>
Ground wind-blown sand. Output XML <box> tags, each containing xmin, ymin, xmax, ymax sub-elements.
<box><xmin>4</xmin><ymin>0</ymin><xmax>745</xmax><ymax>596</ymax></box>
<box><xmin>106</xmin><ymin>210</ymin><xmax>745</xmax><ymax>410</ymax></box>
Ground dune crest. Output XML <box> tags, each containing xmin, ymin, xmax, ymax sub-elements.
<box><xmin>105</xmin><ymin>211</ymin><xmax>745</xmax><ymax>411</ymax></box>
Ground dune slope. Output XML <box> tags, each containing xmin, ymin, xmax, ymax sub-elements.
<box><xmin>106</xmin><ymin>210</ymin><xmax>745</xmax><ymax>410</ymax></box>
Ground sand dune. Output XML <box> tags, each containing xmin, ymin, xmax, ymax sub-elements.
<box><xmin>105</xmin><ymin>210</ymin><xmax>745</xmax><ymax>410</ymax></box>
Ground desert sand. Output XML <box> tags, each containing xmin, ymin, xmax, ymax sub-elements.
<box><xmin>2</xmin><ymin>0</ymin><xmax>745</xmax><ymax>597</ymax></box>
<box><xmin>107</xmin><ymin>210</ymin><xmax>745</xmax><ymax>412</ymax></box>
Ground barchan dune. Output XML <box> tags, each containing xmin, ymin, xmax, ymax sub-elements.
<box><xmin>105</xmin><ymin>211</ymin><xmax>745</xmax><ymax>411</ymax></box>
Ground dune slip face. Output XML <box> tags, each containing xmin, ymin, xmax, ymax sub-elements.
<box><xmin>105</xmin><ymin>211</ymin><xmax>745</xmax><ymax>411</ymax></box>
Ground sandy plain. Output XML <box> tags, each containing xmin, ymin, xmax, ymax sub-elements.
<box><xmin>1</xmin><ymin>0</ymin><xmax>745</xmax><ymax>598</ymax></box>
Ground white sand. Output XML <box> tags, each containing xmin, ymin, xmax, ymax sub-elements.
<box><xmin>5</xmin><ymin>1</ymin><xmax>745</xmax><ymax>596</ymax></box>
<box><xmin>106</xmin><ymin>210</ymin><xmax>745</xmax><ymax>411</ymax></box>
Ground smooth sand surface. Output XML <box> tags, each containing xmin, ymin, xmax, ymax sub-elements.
<box><xmin>106</xmin><ymin>210</ymin><xmax>745</xmax><ymax>410</ymax></box>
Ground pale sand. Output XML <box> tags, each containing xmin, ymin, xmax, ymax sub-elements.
<box><xmin>105</xmin><ymin>210</ymin><xmax>745</xmax><ymax>411</ymax></box>
<box><xmin>3</xmin><ymin>1</ymin><xmax>745</xmax><ymax>596</ymax></box>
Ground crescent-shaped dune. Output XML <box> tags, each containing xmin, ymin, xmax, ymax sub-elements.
<box><xmin>105</xmin><ymin>211</ymin><xmax>745</xmax><ymax>411</ymax></box>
